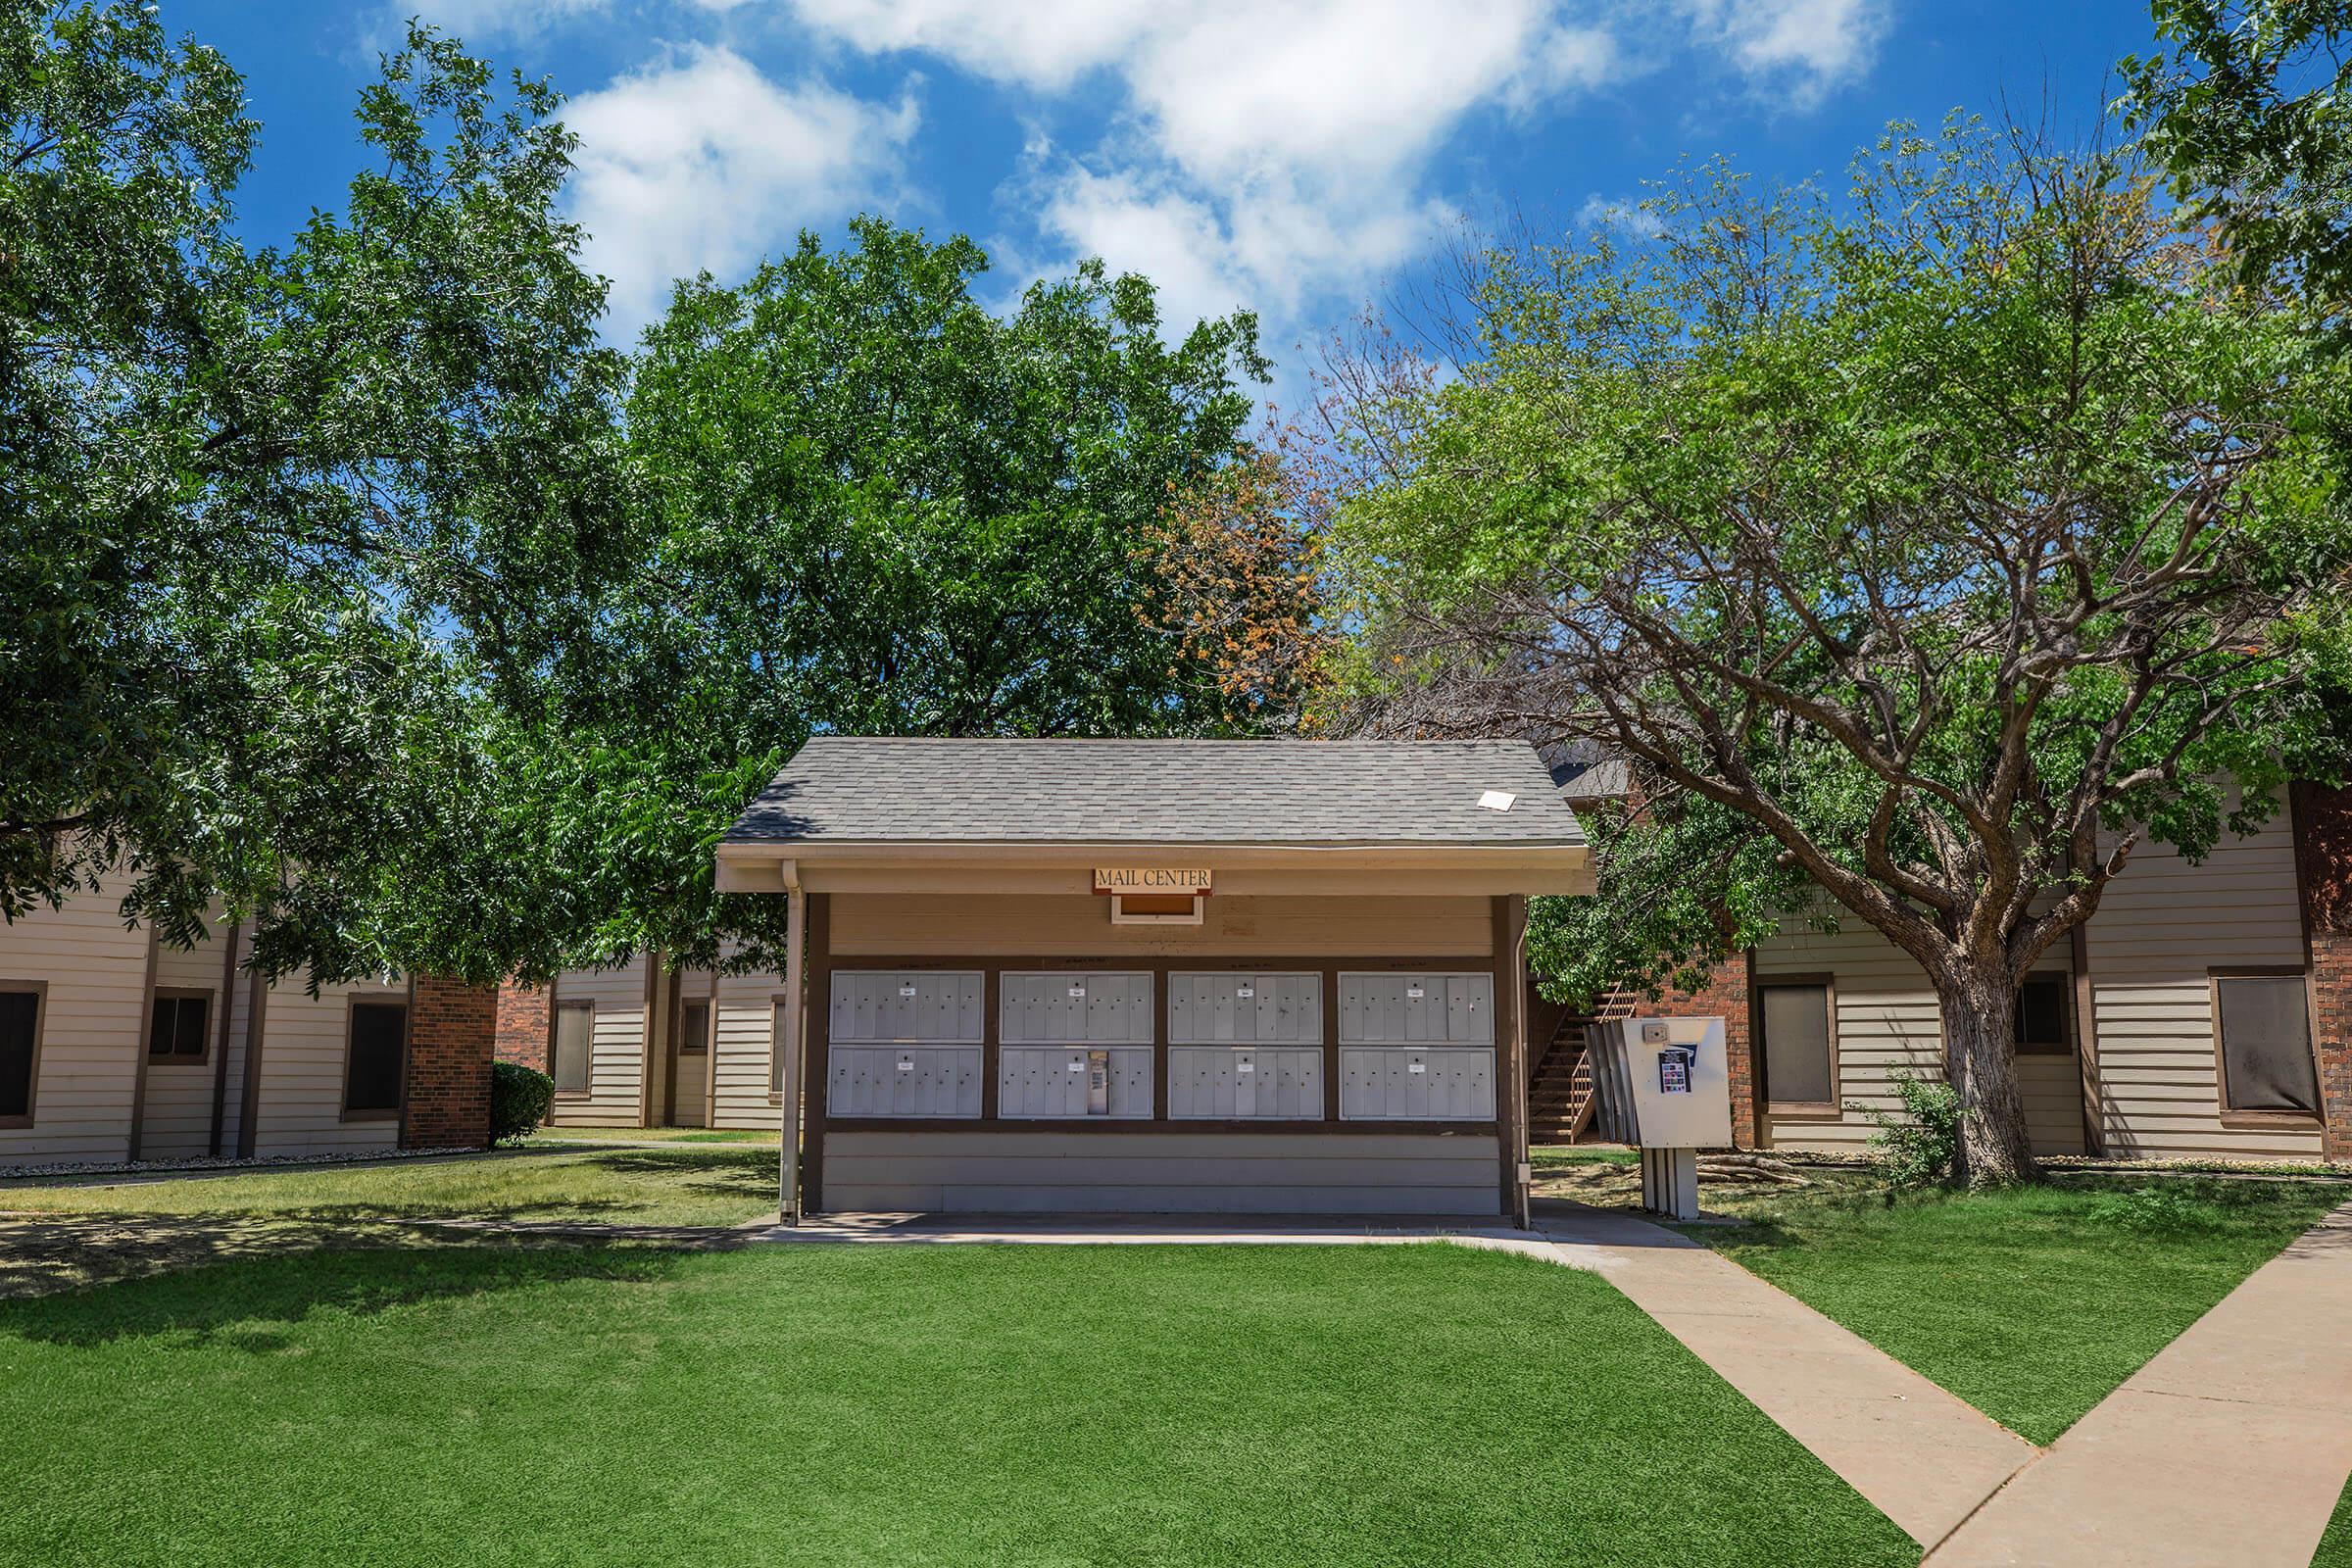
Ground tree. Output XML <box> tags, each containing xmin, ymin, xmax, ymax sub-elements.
<box><xmin>1</xmin><ymin>5</ymin><xmax>626</xmax><ymax>982</ymax></box>
<box><xmin>1321</xmin><ymin>123</ymin><xmax>2352</xmax><ymax>1183</ymax></box>
<box><xmin>2123</xmin><ymin>0</ymin><xmax>2352</xmax><ymax>304</ymax></box>
<box><xmin>526</xmin><ymin>220</ymin><xmax>1272</xmax><ymax>971</ymax></box>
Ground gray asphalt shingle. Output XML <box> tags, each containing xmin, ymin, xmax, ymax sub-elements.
<box><xmin>725</xmin><ymin>737</ymin><xmax>1585</xmax><ymax>847</ymax></box>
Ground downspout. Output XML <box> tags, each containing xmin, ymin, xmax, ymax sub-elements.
<box><xmin>207</xmin><ymin>918</ymin><xmax>242</xmax><ymax>1157</ymax></box>
<box><xmin>777</xmin><ymin>859</ymin><xmax>807</xmax><ymax>1226</ymax></box>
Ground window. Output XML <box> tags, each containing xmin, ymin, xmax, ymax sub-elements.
<box><xmin>2014</xmin><ymin>975</ymin><xmax>2072</xmax><ymax>1056</ymax></box>
<box><xmin>679</xmin><ymin>1001</ymin><xmax>710</xmax><ymax>1055</ymax></box>
<box><xmin>1109</xmin><ymin>893</ymin><xmax>1203</xmax><ymax>925</ymax></box>
<box><xmin>2215</xmin><ymin>973</ymin><xmax>2320</xmax><ymax>1116</ymax></box>
<box><xmin>552</xmin><ymin>1001</ymin><xmax>594</xmax><ymax>1095</ymax></box>
<box><xmin>1759</xmin><ymin>981</ymin><xmax>1835</xmax><ymax>1108</ymax></box>
<box><xmin>343</xmin><ymin>1000</ymin><xmax>407</xmax><ymax>1117</ymax></box>
<box><xmin>771</xmin><ymin>999</ymin><xmax>791</xmax><ymax>1094</ymax></box>
<box><xmin>148</xmin><ymin>991</ymin><xmax>211</xmax><ymax>1062</ymax></box>
<box><xmin>0</xmin><ymin>985</ymin><xmax>40</xmax><ymax>1126</ymax></box>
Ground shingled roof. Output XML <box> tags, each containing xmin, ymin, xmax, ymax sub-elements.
<box><xmin>724</xmin><ymin>737</ymin><xmax>1586</xmax><ymax>848</ymax></box>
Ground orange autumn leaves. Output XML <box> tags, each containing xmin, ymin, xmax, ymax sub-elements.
<box><xmin>1138</xmin><ymin>437</ymin><xmax>1336</xmax><ymax>731</ymax></box>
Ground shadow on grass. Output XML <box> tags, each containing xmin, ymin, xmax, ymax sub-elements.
<box><xmin>0</xmin><ymin>1241</ymin><xmax>696</xmax><ymax>1350</ymax></box>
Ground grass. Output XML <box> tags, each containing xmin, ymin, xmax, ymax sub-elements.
<box><xmin>541</xmin><ymin>1125</ymin><xmax>780</xmax><ymax>1146</ymax></box>
<box><xmin>0</xmin><ymin>1241</ymin><xmax>1915</xmax><ymax>1568</ymax></box>
<box><xmin>0</xmin><ymin>1147</ymin><xmax>779</xmax><ymax>1229</ymax></box>
<box><xmin>2320</xmin><ymin>1477</ymin><xmax>2352</xmax><ymax>1568</ymax></box>
<box><xmin>0</xmin><ymin>1148</ymin><xmax>785</xmax><ymax>1296</ymax></box>
<box><xmin>1687</xmin><ymin>1171</ymin><xmax>2345</xmax><ymax>1444</ymax></box>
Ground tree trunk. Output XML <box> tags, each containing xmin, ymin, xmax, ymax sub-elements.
<box><xmin>1936</xmin><ymin>965</ymin><xmax>2040</xmax><ymax>1187</ymax></box>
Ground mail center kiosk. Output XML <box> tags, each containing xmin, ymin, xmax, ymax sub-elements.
<box><xmin>1589</xmin><ymin>1017</ymin><xmax>1734</xmax><ymax>1220</ymax></box>
<box><xmin>712</xmin><ymin>738</ymin><xmax>1594</xmax><ymax>1223</ymax></box>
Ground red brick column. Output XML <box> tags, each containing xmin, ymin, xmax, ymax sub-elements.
<box><xmin>405</xmin><ymin>976</ymin><xmax>497</xmax><ymax>1150</ymax></box>
<box><xmin>1640</xmin><ymin>955</ymin><xmax>1756</xmax><ymax>1150</ymax></box>
<box><xmin>493</xmin><ymin>981</ymin><xmax>552</xmax><ymax>1071</ymax></box>
<box><xmin>2292</xmin><ymin>783</ymin><xmax>2352</xmax><ymax>1160</ymax></box>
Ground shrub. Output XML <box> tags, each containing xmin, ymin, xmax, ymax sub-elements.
<box><xmin>491</xmin><ymin>1059</ymin><xmax>554</xmax><ymax>1146</ymax></box>
<box><xmin>2085</xmin><ymin>1185</ymin><xmax>2223</xmax><ymax>1235</ymax></box>
<box><xmin>1856</xmin><ymin>1068</ymin><xmax>1962</xmax><ymax>1190</ymax></box>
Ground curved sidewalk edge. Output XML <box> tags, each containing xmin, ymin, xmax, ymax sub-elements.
<box><xmin>1528</xmin><ymin>1198</ymin><xmax>2039</xmax><ymax>1547</ymax></box>
<box><xmin>1924</xmin><ymin>1200</ymin><xmax>2352</xmax><ymax>1568</ymax></box>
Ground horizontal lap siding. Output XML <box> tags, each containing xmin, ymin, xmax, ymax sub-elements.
<box><xmin>827</xmin><ymin>895</ymin><xmax>1492</xmax><ymax>958</ymax></box>
<box><xmin>139</xmin><ymin>914</ymin><xmax>235</xmax><ymax>1160</ymax></box>
<box><xmin>711</xmin><ymin>954</ymin><xmax>788</xmax><ymax>1132</ymax></box>
<box><xmin>2086</xmin><ymin>807</ymin><xmax>2323</xmax><ymax>1160</ymax></box>
<box><xmin>250</xmin><ymin>980</ymin><xmax>406</xmax><ymax>1159</ymax></box>
<box><xmin>547</xmin><ymin>957</ymin><xmax>651</xmax><ymax>1126</ymax></box>
<box><xmin>822</xmin><ymin>1130</ymin><xmax>1502</xmax><ymax>1215</ymax></box>
<box><xmin>0</xmin><ymin>869</ymin><xmax>147</xmax><ymax>1165</ymax></box>
<box><xmin>1756</xmin><ymin>923</ymin><xmax>1945</xmax><ymax>1153</ymax></box>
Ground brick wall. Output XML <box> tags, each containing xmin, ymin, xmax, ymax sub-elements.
<box><xmin>2292</xmin><ymin>783</ymin><xmax>2352</xmax><ymax>1160</ymax></box>
<box><xmin>404</xmin><ymin>976</ymin><xmax>496</xmax><ymax>1151</ymax></box>
<box><xmin>493</xmin><ymin>981</ymin><xmax>552</xmax><ymax>1072</ymax></box>
<box><xmin>1641</xmin><ymin>955</ymin><xmax>1756</xmax><ymax>1150</ymax></box>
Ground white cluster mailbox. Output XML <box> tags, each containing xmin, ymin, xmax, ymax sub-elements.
<box><xmin>1587</xmin><ymin>1017</ymin><xmax>1732</xmax><ymax>1220</ymax></box>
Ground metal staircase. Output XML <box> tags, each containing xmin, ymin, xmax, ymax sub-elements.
<box><xmin>1525</xmin><ymin>992</ymin><xmax>1635</xmax><ymax>1145</ymax></box>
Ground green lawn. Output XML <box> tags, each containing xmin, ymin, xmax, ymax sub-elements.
<box><xmin>1690</xmin><ymin>1173</ymin><xmax>2346</xmax><ymax>1444</ymax></box>
<box><xmin>2322</xmin><ymin>1481</ymin><xmax>2352</xmax><ymax>1568</ymax></box>
<box><xmin>0</xmin><ymin>1241</ymin><xmax>1912</xmax><ymax>1568</ymax></box>
<box><xmin>0</xmin><ymin>1149</ymin><xmax>779</xmax><ymax>1228</ymax></box>
<box><xmin>543</xmin><ymin>1125</ymin><xmax>780</xmax><ymax>1146</ymax></box>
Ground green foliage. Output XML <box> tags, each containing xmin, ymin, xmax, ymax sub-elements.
<box><xmin>489</xmin><ymin>1061</ymin><xmax>554</xmax><ymax>1146</ymax></box>
<box><xmin>2</xmin><ymin>5</ymin><xmax>627</xmax><ymax>983</ymax></box>
<box><xmin>2123</xmin><ymin>0</ymin><xmax>2352</xmax><ymax>305</ymax></box>
<box><xmin>1322</xmin><ymin>119</ymin><xmax>2352</xmax><ymax>1178</ymax></box>
<box><xmin>1857</xmin><ymin>1070</ymin><xmax>1963</xmax><ymax>1191</ymax></box>
<box><xmin>2085</xmin><ymin>1185</ymin><xmax>2227</xmax><ymax>1234</ymax></box>
<box><xmin>548</xmin><ymin>218</ymin><xmax>1269</xmax><ymax>971</ymax></box>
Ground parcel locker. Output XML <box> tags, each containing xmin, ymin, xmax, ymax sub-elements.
<box><xmin>1167</xmin><ymin>1046</ymin><xmax>1324</xmax><ymax>1119</ymax></box>
<box><xmin>1166</xmin><ymin>973</ymin><xmax>1323</xmax><ymax>1045</ymax></box>
<box><xmin>830</xmin><ymin>971</ymin><xmax>986</xmax><ymax>1043</ymax></box>
<box><xmin>997</xmin><ymin>1046</ymin><xmax>1154</xmax><ymax>1118</ymax></box>
<box><xmin>998</xmin><ymin>972</ymin><xmax>1153</xmax><ymax>1045</ymax></box>
<box><xmin>1338</xmin><ymin>1046</ymin><xmax>1495</xmax><ymax>1121</ymax></box>
<box><xmin>1337</xmin><ymin>973</ymin><xmax>1494</xmax><ymax>1045</ymax></box>
<box><xmin>827</xmin><ymin>1045</ymin><xmax>984</xmax><ymax>1117</ymax></box>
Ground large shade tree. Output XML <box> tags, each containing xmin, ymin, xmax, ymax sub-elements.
<box><xmin>1322</xmin><ymin>124</ymin><xmax>2352</xmax><ymax>1182</ymax></box>
<box><xmin>522</xmin><ymin>220</ymin><xmax>1273</xmax><ymax>971</ymax></box>
<box><xmin>1</xmin><ymin>4</ymin><xmax>626</xmax><ymax>983</ymax></box>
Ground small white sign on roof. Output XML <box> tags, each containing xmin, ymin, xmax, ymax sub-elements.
<box><xmin>1478</xmin><ymin>790</ymin><xmax>1517</xmax><ymax>812</ymax></box>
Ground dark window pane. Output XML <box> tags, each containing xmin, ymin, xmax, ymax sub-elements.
<box><xmin>2218</xmin><ymin>977</ymin><xmax>2319</xmax><ymax>1113</ymax></box>
<box><xmin>0</xmin><ymin>991</ymin><xmax>36</xmax><ymax>1117</ymax></box>
<box><xmin>346</xmin><ymin>1002</ymin><xmax>407</xmax><ymax>1113</ymax></box>
<box><xmin>149</xmin><ymin>998</ymin><xmax>178</xmax><ymax>1057</ymax></box>
<box><xmin>553</xmin><ymin>1004</ymin><xmax>593</xmax><ymax>1094</ymax></box>
<box><xmin>2016</xmin><ymin>976</ymin><xmax>2071</xmax><ymax>1055</ymax></box>
<box><xmin>680</xmin><ymin>1002</ymin><xmax>710</xmax><ymax>1056</ymax></box>
<box><xmin>173</xmin><ymin>996</ymin><xmax>209</xmax><ymax>1057</ymax></box>
<box><xmin>1761</xmin><ymin>984</ymin><xmax>1833</xmax><ymax>1104</ymax></box>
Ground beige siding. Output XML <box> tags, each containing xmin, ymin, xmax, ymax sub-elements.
<box><xmin>0</xmin><ymin>867</ymin><xmax>148</xmax><ymax>1165</ymax></box>
<box><xmin>2086</xmin><ymin>803</ymin><xmax>2323</xmax><ymax>1160</ymax></box>
<box><xmin>137</xmin><ymin>912</ymin><xmax>236</xmax><ymax>1160</ymax></box>
<box><xmin>249</xmin><ymin>978</ymin><xmax>408</xmax><ymax>1159</ymax></box>
<box><xmin>1755</xmin><ymin>921</ymin><xmax>2084</xmax><ymax>1156</ymax></box>
<box><xmin>828</xmin><ymin>894</ymin><xmax>1493</xmax><ymax>958</ymax></box>
<box><xmin>711</xmin><ymin>949</ymin><xmax>788</xmax><ymax>1132</ymax></box>
<box><xmin>546</xmin><ymin>956</ymin><xmax>652</xmax><ymax>1126</ymax></box>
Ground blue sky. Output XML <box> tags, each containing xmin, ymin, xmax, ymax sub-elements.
<box><xmin>172</xmin><ymin>0</ymin><xmax>2155</xmax><ymax>381</ymax></box>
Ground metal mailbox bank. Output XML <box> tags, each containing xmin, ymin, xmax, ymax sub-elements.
<box><xmin>713</xmin><ymin>738</ymin><xmax>1592</xmax><ymax>1223</ymax></box>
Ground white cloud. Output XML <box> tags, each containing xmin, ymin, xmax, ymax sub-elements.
<box><xmin>1679</xmin><ymin>0</ymin><xmax>1888</xmax><ymax>105</ymax></box>
<box><xmin>784</xmin><ymin>0</ymin><xmax>1157</xmax><ymax>91</ymax></box>
<box><xmin>1577</xmin><ymin>193</ymin><xmax>1665</xmax><ymax>238</ymax></box>
<box><xmin>563</xmin><ymin>46</ymin><xmax>917</xmax><ymax>337</ymax></box>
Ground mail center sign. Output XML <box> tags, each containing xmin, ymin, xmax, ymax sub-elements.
<box><xmin>1092</xmin><ymin>867</ymin><xmax>1213</xmax><ymax>895</ymax></box>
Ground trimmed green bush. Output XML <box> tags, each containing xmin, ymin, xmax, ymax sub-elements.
<box><xmin>1856</xmin><ymin>1069</ymin><xmax>1962</xmax><ymax>1190</ymax></box>
<box><xmin>491</xmin><ymin>1060</ymin><xmax>554</xmax><ymax>1146</ymax></box>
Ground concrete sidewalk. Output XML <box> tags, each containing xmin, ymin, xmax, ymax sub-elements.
<box><xmin>1925</xmin><ymin>1199</ymin><xmax>2352</xmax><ymax>1568</ymax></box>
<box><xmin>1528</xmin><ymin>1199</ymin><xmax>2038</xmax><ymax>1546</ymax></box>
